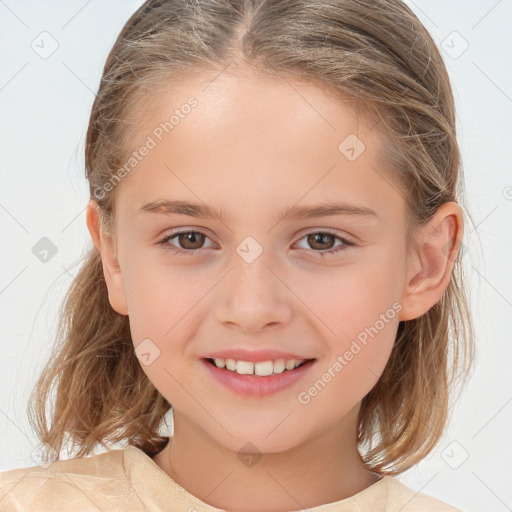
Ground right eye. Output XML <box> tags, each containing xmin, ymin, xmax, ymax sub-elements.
<box><xmin>157</xmin><ymin>230</ymin><xmax>215</xmax><ymax>255</ymax></box>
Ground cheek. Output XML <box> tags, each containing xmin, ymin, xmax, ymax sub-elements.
<box><xmin>295</xmin><ymin>252</ymin><xmax>403</xmax><ymax>402</ymax></box>
<box><xmin>300</xmin><ymin>253</ymin><xmax>404</xmax><ymax>342</ymax></box>
<box><xmin>122</xmin><ymin>266</ymin><xmax>200</xmax><ymax>399</ymax></box>
<box><xmin>298</xmin><ymin>292</ymin><xmax>400</xmax><ymax>416</ymax></box>
<box><xmin>122</xmin><ymin>264</ymin><xmax>211</xmax><ymax>393</ymax></box>
<box><xmin>122</xmin><ymin>259</ymin><xmax>197</xmax><ymax>337</ymax></box>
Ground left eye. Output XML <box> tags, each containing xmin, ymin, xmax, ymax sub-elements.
<box><xmin>295</xmin><ymin>232</ymin><xmax>353</xmax><ymax>256</ymax></box>
<box><xmin>157</xmin><ymin>230</ymin><xmax>354</xmax><ymax>257</ymax></box>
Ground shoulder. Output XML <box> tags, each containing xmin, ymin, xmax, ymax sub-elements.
<box><xmin>0</xmin><ymin>448</ymin><xmax>143</xmax><ymax>512</ymax></box>
<box><xmin>383</xmin><ymin>476</ymin><xmax>464</xmax><ymax>512</ymax></box>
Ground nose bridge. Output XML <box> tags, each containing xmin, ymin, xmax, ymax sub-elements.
<box><xmin>213</xmin><ymin>234</ymin><xmax>292</xmax><ymax>331</ymax></box>
<box><xmin>230</xmin><ymin>235</ymin><xmax>280</xmax><ymax>298</ymax></box>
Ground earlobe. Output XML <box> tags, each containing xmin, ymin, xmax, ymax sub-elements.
<box><xmin>399</xmin><ymin>202</ymin><xmax>463</xmax><ymax>321</ymax></box>
<box><xmin>85</xmin><ymin>200</ymin><xmax>129</xmax><ymax>316</ymax></box>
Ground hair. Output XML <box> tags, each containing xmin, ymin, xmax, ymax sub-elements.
<box><xmin>28</xmin><ymin>0</ymin><xmax>474</xmax><ymax>474</ymax></box>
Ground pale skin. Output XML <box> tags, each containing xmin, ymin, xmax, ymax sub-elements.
<box><xmin>86</xmin><ymin>70</ymin><xmax>463</xmax><ymax>512</ymax></box>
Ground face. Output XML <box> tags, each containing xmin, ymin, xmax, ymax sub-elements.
<box><xmin>106</xmin><ymin>71</ymin><xmax>411</xmax><ymax>453</ymax></box>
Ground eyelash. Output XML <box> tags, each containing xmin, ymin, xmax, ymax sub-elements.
<box><xmin>157</xmin><ymin>229</ymin><xmax>355</xmax><ymax>258</ymax></box>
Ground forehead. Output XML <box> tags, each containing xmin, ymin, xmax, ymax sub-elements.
<box><xmin>114</xmin><ymin>71</ymin><xmax>402</xmax><ymax>224</ymax></box>
<box><xmin>123</xmin><ymin>67</ymin><xmax>381</xmax><ymax>154</ymax></box>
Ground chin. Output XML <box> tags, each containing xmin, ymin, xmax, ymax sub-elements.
<box><xmin>207</xmin><ymin>424</ymin><xmax>307</xmax><ymax>456</ymax></box>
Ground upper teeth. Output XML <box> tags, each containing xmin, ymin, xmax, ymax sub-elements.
<box><xmin>213</xmin><ymin>358</ymin><xmax>306</xmax><ymax>376</ymax></box>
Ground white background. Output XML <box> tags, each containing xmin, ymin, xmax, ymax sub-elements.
<box><xmin>0</xmin><ymin>1</ymin><xmax>511</xmax><ymax>511</ymax></box>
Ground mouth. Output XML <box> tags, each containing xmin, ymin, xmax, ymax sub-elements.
<box><xmin>201</xmin><ymin>357</ymin><xmax>317</xmax><ymax>397</ymax></box>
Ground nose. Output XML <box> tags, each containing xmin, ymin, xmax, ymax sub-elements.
<box><xmin>213</xmin><ymin>246</ymin><xmax>293</xmax><ymax>333</ymax></box>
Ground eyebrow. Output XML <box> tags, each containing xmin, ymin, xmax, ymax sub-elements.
<box><xmin>139</xmin><ymin>199</ymin><xmax>378</xmax><ymax>222</ymax></box>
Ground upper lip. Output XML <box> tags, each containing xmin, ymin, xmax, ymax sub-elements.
<box><xmin>203</xmin><ymin>348</ymin><xmax>315</xmax><ymax>363</ymax></box>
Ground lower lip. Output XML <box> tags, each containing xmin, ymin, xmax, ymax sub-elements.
<box><xmin>201</xmin><ymin>358</ymin><xmax>316</xmax><ymax>397</ymax></box>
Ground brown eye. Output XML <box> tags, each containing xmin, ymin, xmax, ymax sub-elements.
<box><xmin>306</xmin><ymin>233</ymin><xmax>336</xmax><ymax>250</ymax></box>
<box><xmin>175</xmin><ymin>231</ymin><xmax>206</xmax><ymax>250</ymax></box>
<box><xmin>158</xmin><ymin>230</ymin><xmax>214</xmax><ymax>255</ymax></box>
<box><xmin>295</xmin><ymin>231</ymin><xmax>354</xmax><ymax>257</ymax></box>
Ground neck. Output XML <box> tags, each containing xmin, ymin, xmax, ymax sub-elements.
<box><xmin>152</xmin><ymin>406</ymin><xmax>381</xmax><ymax>511</ymax></box>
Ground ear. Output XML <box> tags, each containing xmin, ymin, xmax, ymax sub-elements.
<box><xmin>85</xmin><ymin>200</ymin><xmax>129</xmax><ymax>316</ymax></box>
<box><xmin>399</xmin><ymin>201</ymin><xmax>463</xmax><ymax>321</ymax></box>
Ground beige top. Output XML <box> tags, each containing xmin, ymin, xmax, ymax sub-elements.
<box><xmin>0</xmin><ymin>444</ymin><xmax>462</xmax><ymax>511</ymax></box>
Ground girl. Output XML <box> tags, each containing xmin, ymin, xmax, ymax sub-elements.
<box><xmin>0</xmin><ymin>0</ymin><xmax>474</xmax><ymax>510</ymax></box>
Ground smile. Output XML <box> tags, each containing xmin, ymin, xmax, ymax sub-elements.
<box><xmin>202</xmin><ymin>357</ymin><xmax>316</xmax><ymax>397</ymax></box>
<box><xmin>209</xmin><ymin>357</ymin><xmax>308</xmax><ymax>376</ymax></box>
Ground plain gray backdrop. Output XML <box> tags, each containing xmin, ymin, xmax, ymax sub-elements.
<box><xmin>1</xmin><ymin>1</ymin><xmax>511</xmax><ymax>511</ymax></box>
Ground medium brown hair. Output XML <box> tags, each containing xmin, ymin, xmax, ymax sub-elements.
<box><xmin>28</xmin><ymin>0</ymin><xmax>474</xmax><ymax>474</ymax></box>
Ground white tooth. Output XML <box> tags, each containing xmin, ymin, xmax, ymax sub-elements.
<box><xmin>285</xmin><ymin>359</ymin><xmax>296</xmax><ymax>371</ymax></box>
<box><xmin>273</xmin><ymin>359</ymin><xmax>285</xmax><ymax>374</ymax></box>
<box><xmin>236</xmin><ymin>360</ymin><xmax>254</xmax><ymax>375</ymax></box>
<box><xmin>255</xmin><ymin>360</ymin><xmax>274</xmax><ymax>376</ymax></box>
<box><xmin>218</xmin><ymin>358</ymin><xmax>307</xmax><ymax>375</ymax></box>
<box><xmin>225</xmin><ymin>359</ymin><xmax>237</xmax><ymax>371</ymax></box>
